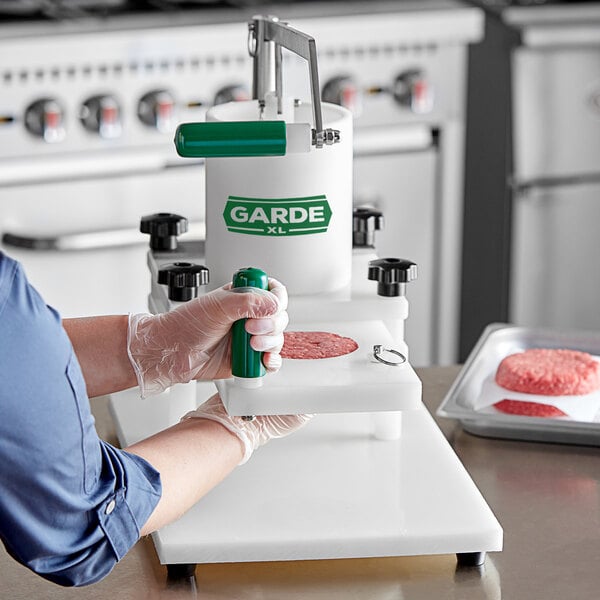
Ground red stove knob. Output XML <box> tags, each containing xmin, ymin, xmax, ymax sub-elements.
<box><xmin>80</xmin><ymin>95</ymin><xmax>122</xmax><ymax>139</ymax></box>
<box><xmin>393</xmin><ymin>70</ymin><xmax>434</xmax><ymax>114</ymax></box>
<box><xmin>213</xmin><ymin>84</ymin><xmax>250</xmax><ymax>105</ymax></box>
<box><xmin>24</xmin><ymin>98</ymin><xmax>66</xmax><ymax>143</ymax></box>
<box><xmin>137</xmin><ymin>90</ymin><xmax>177</xmax><ymax>133</ymax></box>
<box><xmin>322</xmin><ymin>76</ymin><xmax>363</xmax><ymax>117</ymax></box>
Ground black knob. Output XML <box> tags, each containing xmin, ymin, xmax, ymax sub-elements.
<box><xmin>321</xmin><ymin>75</ymin><xmax>362</xmax><ymax>116</ymax></box>
<box><xmin>24</xmin><ymin>98</ymin><xmax>65</xmax><ymax>143</ymax></box>
<box><xmin>80</xmin><ymin>94</ymin><xmax>121</xmax><ymax>139</ymax></box>
<box><xmin>137</xmin><ymin>89</ymin><xmax>176</xmax><ymax>133</ymax></box>
<box><xmin>353</xmin><ymin>207</ymin><xmax>384</xmax><ymax>248</ymax></box>
<box><xmin>140</xmin><ymin>213</ymin><xmax>188</xmax><ymax>251</ymax></box>
<box><xmin>393</xmin><ymin>69</ymin><xmax>433</xmax><ymax>114</ymax></box>
<box><xmin>368</xmin><ymin>258</ymin><xmax>417</xmax><ymax>297</ymax></box>
<box><xmin>213</xmin><ymin>84</ymin><xmax>250</xmax><ymax>105</ymax></box>
<box><xmin>158</xmin><ymin>262</ymin><xmax>209</xmax><ymax>302</ymax></box>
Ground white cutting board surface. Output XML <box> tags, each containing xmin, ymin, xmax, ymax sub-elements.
<box><xmin>110</xmin><ymin>389</ymin><xmax>503</xmax><ymax>565</ymax></box>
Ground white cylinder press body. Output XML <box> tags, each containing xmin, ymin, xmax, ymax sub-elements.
<box><xmin>204</xmin><ymin>100</ymin><xmax>353</xmax><ymax>295</ymax></box>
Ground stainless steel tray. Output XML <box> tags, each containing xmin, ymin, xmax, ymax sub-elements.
<box><xmin>437</xmin><ymin>323</ymin><xmax>600</xmax><ymax>446</ymax></box>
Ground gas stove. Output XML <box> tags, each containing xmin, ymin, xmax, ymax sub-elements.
<box><xmin>0</xmin><ymin>0</ymin><xmax>481</xmax><ymax>366</ymax></box>
<box><xmin>0</xmin><ymin>0</ymin><xmax>347</xmax><ymax>22</ymax></box>
<box><xmin>466</xmin><ymin>0</ymin><xmax>600</xmax><ymax>15</ymax></box>
<box><xmin>471</xmin><ymin>0</ymin><xmax>598</xmax><ymax>7</ymax></box>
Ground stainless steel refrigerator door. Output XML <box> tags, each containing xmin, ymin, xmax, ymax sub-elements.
<box><xmin>510</xmin><ymin>181</ymin><xmax>600</xmax><ymax>330</ymax></box>
<box><xmin>512</xmin><ymin>45</ymin><xmax>600</xmax><ymax>182</ymax></box>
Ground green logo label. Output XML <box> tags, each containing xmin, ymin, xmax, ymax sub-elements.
<box><xmin>223</xmin><ymin>195</ymin><xmax>332</xmax><ymax>236</ymax></box>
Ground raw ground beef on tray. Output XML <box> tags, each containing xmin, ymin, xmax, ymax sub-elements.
<box><xmin>495</xmin><ymin>348</ymin><xmax>600</xmax><ymax>396</ymax></box>
<box><xmin>281</xmin><ymin>331</ymin><xmax>359</xmax><ymax>359</ymax></box>
<box><xmin>493</xmin><ymin>399</ymin><xmax>567</xmax><ymax>418</ymax></box>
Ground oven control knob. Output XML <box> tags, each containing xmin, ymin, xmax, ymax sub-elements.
<box><xmin>80</xmin><ymin>95</ymin><xmax>122</xmax><ymax>139</ymax></box>
<box><xmin>393</xmin><ymin>70</ymin><xmax>433</xmax><ymax>114</ymax></box>
<box><xmin>368</xmin><ymin>258</ymin><xmax>417</xmax><ymax>297</ymax></box>
<box><xmin>158</xmin><ymin>262</ymin><xmax>210</xmax><ymax>302</ymax></box>
<box><xmin>24</xmin><ymin>98</ymin><xmax>66</xmax><ymax>143</ymax></box>
<box><xmin>213</xmin><ymin>84</ymin><xmax>250</xmax><ymax>106</ymax></box>
<box><xmin>140</xmin><ymin>213</ymin><xmax>188</xmax><ymax>251</ymax></box>
<box><xmin>353</xmin><ymin>207</ymin><xmax>384</xmax><ymax>248</ymax></box>
<box><xmin>322</xmin><ymin>76</ymin><xmax>362</xmax><ymax>117</ymax></box>
<box><xmin>137</xmin><ymin>90</ymin><xmax>177</xmax><ymax>133</ymax></box>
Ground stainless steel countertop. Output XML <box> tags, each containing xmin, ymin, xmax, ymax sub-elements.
<box><xmin>2</xmin><ymin>365</ymin><xmax>600</xmax><ymax>599</ymax></box>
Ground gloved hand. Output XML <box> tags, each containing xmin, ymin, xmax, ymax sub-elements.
<box><xmin>183</xmin><ymin>393</ymin><xmax>313</xmax><ymax>464</ymax></box>
<box><xmin>127</xmin><ymin>278</ymin><xmax>288</xmax><ymax>397</ymax></box>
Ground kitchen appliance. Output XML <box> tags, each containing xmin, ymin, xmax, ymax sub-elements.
<box><xmin>1</xmin><ymin>0</ymin><xmax>482</xmax><ymax>367</ymax></box>
<box><xmin>108</xmin><ymin>14</ymin><xmax>502</xmax><ymax>577</ymax></box>
<box><xmin>460</xmin><ymin>1</ymin><xmax>600</xmax><ymax>360</ymax></box>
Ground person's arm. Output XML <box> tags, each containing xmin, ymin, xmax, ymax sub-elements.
<box><xmin>1</xmin><ymin>256</ymin><xmax>305</xmax><ymax>587</ymax></box>
<box><xmin>126</xmin><ymin>393</ymin><xmax>312</xmax><ymax>536</ymax></box>
<box><xmin>126</xmin><ymin>417</ymin><xmax>243</xmax><ymax>535</ymax></box>
<box><xmin>64</xmin><ymin>278</ymin><xmax>287</xmax><ymax>398</ymax></box>
<box><xmin>63</xmin><ymin>315</ymin><xmax>137</xmax><ymax>397</ymax></box>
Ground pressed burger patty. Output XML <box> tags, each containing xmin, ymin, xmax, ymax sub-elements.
<box><xmin>494</xmin><ymin>399</ymin><xmax>567</xmax><ymax>418</ymax></box>
<box><xmin>495</xmin><ymin>348</ymin><xmax>600</xmax><ymax>396</ymax></box>
<box><xmin>281</xmin><ymin>331</ymin><xmax>359</xmax><ymax>359</ymax></box>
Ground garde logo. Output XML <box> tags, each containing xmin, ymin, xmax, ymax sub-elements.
<box><xmin>223</xmin><ymin>195</ymin><xmax>332</xmax><ymax>236</ymax></box>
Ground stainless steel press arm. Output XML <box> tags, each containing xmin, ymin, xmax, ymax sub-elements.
<box><xmin>248</xmin><ymin>15</ymin><xmax>340</xmax><ymax>148</ymax></box>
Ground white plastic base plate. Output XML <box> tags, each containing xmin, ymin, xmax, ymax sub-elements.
<box><xmin>109</xmin><ymin>385</ymin><xmax>503</xmax><ymax>566</ymax></box>
<box><xmin>219</xmin><ymin>320</ymin><xmax>422</xmax><ymax>416</ymax></box>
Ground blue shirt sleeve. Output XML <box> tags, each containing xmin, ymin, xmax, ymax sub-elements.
<box><xmin>0</xmin><ymin>252</ymin><xmax>162</xmax><ymax>586</ymax></box>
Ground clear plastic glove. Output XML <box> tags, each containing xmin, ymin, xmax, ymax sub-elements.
<box><xmin>127</xmin><ymin>278</ymin><xmax>288</xmax><ymax>397</ymax></box>
<box><xmin>183</xmin><ymin>393</ymin><xmax>313</xmax><ymax>464</ymax></box>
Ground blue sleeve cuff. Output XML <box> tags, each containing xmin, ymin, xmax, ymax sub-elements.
<box><xmin>95</xmin><ymin>446</ymin><xmax>162</xmax><ymax>562</ymax></box>
<box><xmin>23</xmin><ymin>444</ymin><xmax>162</xmax><ymax>587</ymax></box>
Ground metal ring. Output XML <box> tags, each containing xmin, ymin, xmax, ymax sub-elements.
<box><xmin>373</xmin><ymin>344</ymin><xmax>407</xmax><ymax>366</ymax></box>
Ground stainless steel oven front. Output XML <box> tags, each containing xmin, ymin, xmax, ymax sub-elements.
<box><xmin>0</xmin><ymin>2</ymin><xmax>482</xmax><ymax>366</ymax></box>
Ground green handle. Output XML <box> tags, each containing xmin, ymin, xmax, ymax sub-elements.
<box><xmin>174</xmin><ymin>121</ymin><xmax>287</xmax><ymax>158</ymax></box>
<box><xmin>231</xmin><ymin>267</ymin><xmax>269</xmax><ymax>380</ymax></box>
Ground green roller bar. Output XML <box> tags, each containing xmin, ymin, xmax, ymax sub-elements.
<box><xmin>174</xmin><ymin>121</ymin><xmax>287</xmax><ymax>158</ymax></box>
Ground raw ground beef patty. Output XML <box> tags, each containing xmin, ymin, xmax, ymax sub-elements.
<box><xmin>493</xmin><ymin>399</ymin><xmax>567</xmax><ymax>418</ymax></box>
<box><xmin>281</xmin><ymin>331</ymin><xmax>359</xmax><ymax>359</ymax></box>
<box><xmin>495</xmin><ymin>348</ymin><xmax>600</xmax><ymax>396</ymax></box>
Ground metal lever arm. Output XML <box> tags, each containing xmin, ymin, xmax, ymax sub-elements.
<box><xmin>249</xmin><ymin>16</ymin><xmax>339</xmax><ymax>148</ymax></box>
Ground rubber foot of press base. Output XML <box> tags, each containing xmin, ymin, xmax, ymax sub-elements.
<box><xmin>166</xmin><ymin>563</ymin><xmax>197</xmax><ymax>579</ymax></box>
<box><xmin>456</xmin><ymin>552</ymin><xmax>486</xmax><ymax>567</ymax></box>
